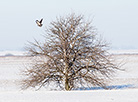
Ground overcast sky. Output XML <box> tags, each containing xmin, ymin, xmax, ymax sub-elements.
<box><xmin>0</xmin><ymin>0</ymin><xmax>138</xmax><ymax>51</ymax></box>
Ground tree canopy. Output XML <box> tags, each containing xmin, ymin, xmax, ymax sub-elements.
<box><xmin>21</xmin><ymin>13</ymin><xmax>119</xmax><ymax>91</ymax></box>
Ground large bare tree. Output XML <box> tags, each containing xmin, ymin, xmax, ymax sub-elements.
<box><xmin>21</xmin><ymin>13</ymin><xmax>119</xmax><ymax>91</ymax></box>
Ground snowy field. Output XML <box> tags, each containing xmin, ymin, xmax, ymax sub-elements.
<box><xmin>0</xmin><ymin>50</ymin><xmax>138</xmax><ymax>102</ymax></box>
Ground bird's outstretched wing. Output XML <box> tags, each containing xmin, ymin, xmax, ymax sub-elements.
<box><xmin>36</xmin><ymin>20</ymin><xmax>40</xmax><ymax>26</ymax></box>
<box><xmin>40</xmin><ymin>18</ymin><xmax>43</xmax><ymax>23</ymax></box>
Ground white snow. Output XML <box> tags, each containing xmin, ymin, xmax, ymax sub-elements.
<box><xmin>0</xmin><ymin>51</ymin><xmax>26</xmax><ymax>56</ymax></box>
<box><xmin>0</xmin><ymin>50</ymin><xmax>138</xmax><ymax>102</ymax></box>
<box><xmin>108</xmin><ymin>49</ymin><xmax>138</xmax><ymax>55</ymax></box>
<box><xmin>0</xmin><ymin>89</ymin><xmax>138</xmax><ymax>102</ymax></box>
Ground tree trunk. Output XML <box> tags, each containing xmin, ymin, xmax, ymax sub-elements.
<box><xmin>65</xmin><ymin>75</ymin><xmax>70</xmax><ymax>91</ymax></box>
<box><xmin>64</xmin><ymin>62</ymin><xmax>70</xmax><ymax>91</ymax></box>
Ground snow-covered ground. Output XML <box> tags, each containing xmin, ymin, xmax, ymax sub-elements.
<box><xmin>0</xmin><ymin>50</ymin><xmax>138</xmax><ymax>102</ymax></box>
<box><xmin>0</xmin><ymin>51</ymin><xmax>25</xmax><ymax>56</ymax></box>
<box><xmin>108</xmin><ymin>49</ymin><xmax>138</xmax><ymax>55</ymax></box>
<box><xmin>0</xmin><ymin>89</ymin><xmax>138</xmax><ymax>102</ymax></box>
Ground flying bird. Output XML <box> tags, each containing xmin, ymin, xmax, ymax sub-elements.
<box><xmin>36</xmin><ymin>18</ymin><xmax>43</xmax><ymax>27</ymax></box>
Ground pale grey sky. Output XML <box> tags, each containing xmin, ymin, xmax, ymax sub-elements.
<box><xmin>0</xmin><ymin>0</ymin><xmax>138</xmax><ymax>51</ymax></box>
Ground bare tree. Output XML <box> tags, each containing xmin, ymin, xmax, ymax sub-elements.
<box><xmin>21</xmin><ymin>13</ymin><xmax>119</xmax><ymax>91</ymax></box>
